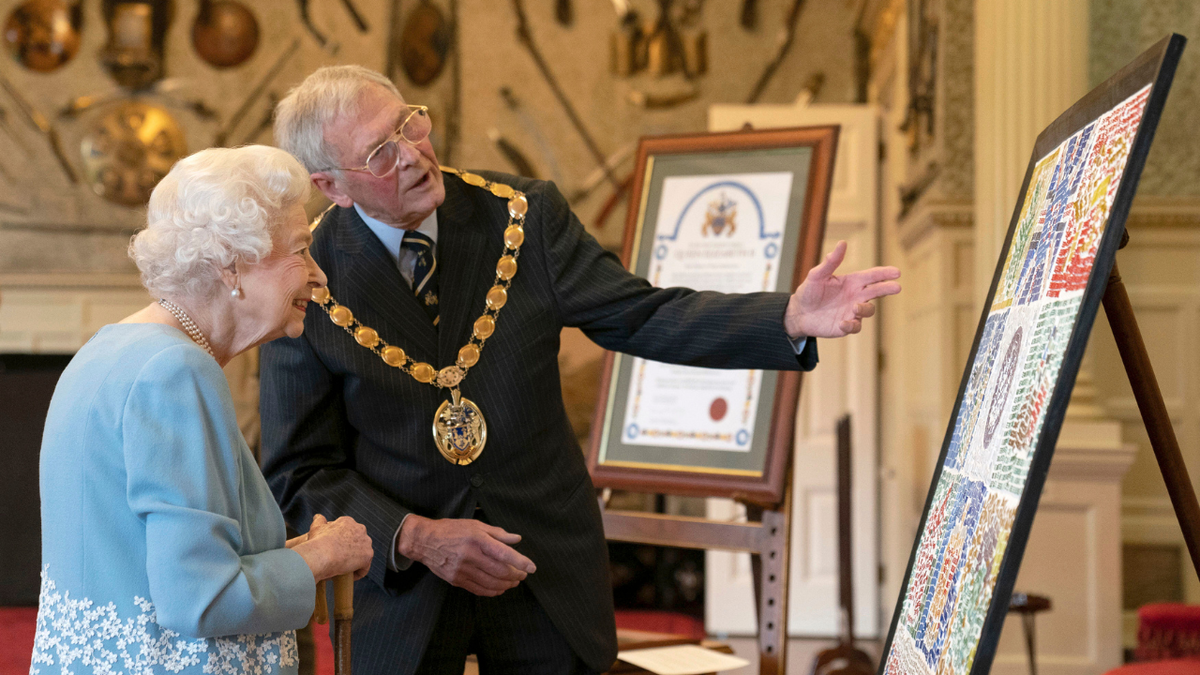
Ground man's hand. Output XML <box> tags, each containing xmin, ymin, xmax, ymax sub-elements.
<box><xmin>784</xmin><ymin>240</ymin><xmax>901</xmax><ymax>339</ymax></box>
<box><xmin>398</xmin><ymin>514</ymin><xmax>537</xmax><ymax>597</ymax></box>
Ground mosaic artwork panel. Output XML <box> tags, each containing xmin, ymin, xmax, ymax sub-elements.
<box><xmin>945</xmin><ymin>311</ymin><xmax>1009</xmax><ymax>472</ymax></box>
<box><xmin>901</xmin><ymin>478</ymin><xmax>953</xmax><ymax>630</ymax></box>
<box><xmin>884</xmin><ymin>83</ymin><xmax>1152</xmax><ymax>675</ymax></box>
<box><xmin>991</xmin><ymin>297</ymin><xmax>1078</xmax><ymax>494</ymax></box>
<box><xmin>940</xmin><ymin>491</ymin><xmax>1017</xmax><ymax>674</ymax></box>
<box><xmin>912</xmin><ymin>478</ymin><xmax>986</xmax><ymax>663</ymax></box>
<box><xmin>1048</xmin><ymin>86</ymin><xmax>1151</xmax><ymax>298</ymax></box>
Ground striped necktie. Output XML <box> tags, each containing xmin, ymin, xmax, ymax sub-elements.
<box><xmin>401</xmin><ymin>230</ymin><xmax>439</xmax><ymax>324</ymax></box>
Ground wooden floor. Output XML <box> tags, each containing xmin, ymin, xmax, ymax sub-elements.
<box><xmin>716</xmin><ymin>636</ymin><xmax>882</xmax><ymax>675</ymax></box>
<box><xmin>463</xmin><ymin>636</ymin><xmax>884</xmax><ymax>674</ymax></box>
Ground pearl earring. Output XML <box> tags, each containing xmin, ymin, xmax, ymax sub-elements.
<box><xmin>231</xmin><ymin>286</ymin><xmax>243</xmax><ymax>299</ymax></box>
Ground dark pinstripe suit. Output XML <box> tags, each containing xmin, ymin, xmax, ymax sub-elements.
<box><xmin>259</xmin><ymin>171</ymin><xmax>818</xmax><ymax>674</ymax></box>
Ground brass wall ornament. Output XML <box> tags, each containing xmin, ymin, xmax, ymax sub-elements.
<box><xmin>3</xmin><ymin>0</ymin><xmax>82</xmax><ymax>73</ymax></box>
<box><xmin>101</xmin><ymin>0</ymin><xmax>170</xmax><ymax>89</ymax></box>
<box><xmin>609</xmin><ymin>0</ymin><xmax>706</xmax><ymax>80</ymax></box>
<box><xmin>81</xmin><ymin>101</ymin><xmax>186</xmax><ymax>206</ymax></box>
<box><xmin>400</xmin><ymin>0</ymin><xmax>450</xmax><ymax>86</ymax></box>
<box><xmin>192</xmin><ymin>0</ymin><xmax>259</xmax><ymax>69</ymax></box>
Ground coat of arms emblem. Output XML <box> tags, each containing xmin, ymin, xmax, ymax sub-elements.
<box><xmin>702</xmin><ymin>193</ymin><xmax>737</xmax><ymax>236</ymax></box>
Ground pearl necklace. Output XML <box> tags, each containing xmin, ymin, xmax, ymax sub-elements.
<box><xmin>158</xmin><ymin>298</ymin><xmax>216</xmax><ymax>358</ymax></box>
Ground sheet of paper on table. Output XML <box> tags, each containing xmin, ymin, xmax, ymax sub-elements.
<box><xmin>616</xmin><ymin>645</ymin><xmax>750</xmax><ymax>675</ymax></box>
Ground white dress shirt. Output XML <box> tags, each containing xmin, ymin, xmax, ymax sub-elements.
<box><xmin>354</xmin><ymin>203</ymin><xmax>439</xmax><ymax>289</ymax></box>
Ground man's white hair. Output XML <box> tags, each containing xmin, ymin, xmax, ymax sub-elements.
<box><xmin>274</xmin><ymin>65</ymin><xmax>402</xmax><ymax>174</ymax></box>
<box><xmin>129</xmin><ymin>145</ymin><xmax>311</xmax><ymax>298</ymax></box>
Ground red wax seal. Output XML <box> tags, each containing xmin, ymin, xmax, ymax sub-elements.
<box><xmin>709</xmin><ymin>397</ymin><xmax>728</xmax><ymax>421</ymax></box>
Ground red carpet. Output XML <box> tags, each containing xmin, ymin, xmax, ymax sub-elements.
<box><xmin>0</xmin><ymin>608</ymin><xmax>35</xmax><ymax>675</ymax></box>
<box><xmin>1105</xmin><ymin>660</ymin><xmax>1200</xmax><ymax>675</ymax></box>
<box><xmin>613</xmin><ymin>610</ymin><xmax>706</xmax><ymax>640</ymax></box>
<box><xmin>312</xmin><ymin>622</ymin><xmax>335</xmax><ymax>675</ymax></box>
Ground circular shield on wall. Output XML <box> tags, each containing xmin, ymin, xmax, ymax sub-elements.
<box><xmin>81</xmin><ymin>101</ymin><xmax>186</xmax><ymax>207</ymax></box>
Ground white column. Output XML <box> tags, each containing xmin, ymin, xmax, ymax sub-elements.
<box><xmin>974</xmin><ymin>0</ymin><xmax>1090</xmax><ymax>309</ymax></box>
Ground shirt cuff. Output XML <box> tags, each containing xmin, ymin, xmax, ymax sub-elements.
<box><xmin>789</xmin><ymin>336</ymin><xmax>807</xmax><ymax>355</ymax></box>
<box><xmin>389</xmin><ymin>513</ymin><xmax>415</xmax><ymax>572</ymax></box>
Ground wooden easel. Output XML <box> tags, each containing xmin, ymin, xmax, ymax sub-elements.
<box><xmin>1104</xmin><ymin>233</ymin><xmax>1200</xmax><ymax>580</ymax></box>
<box><xmin>601</xmin><ymin>469</ymin><xmax>796</xmax><ymax>674</ymax></box>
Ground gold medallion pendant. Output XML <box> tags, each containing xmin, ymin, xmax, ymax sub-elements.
<box><xmin>433</xmin><ymin>388</ymin><xmax>487</xmax><ymax>465</ymax></box>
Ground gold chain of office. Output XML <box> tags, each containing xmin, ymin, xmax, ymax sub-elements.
<box><xmin>308</xmin><ymin>167</ymin><xmax>527</xmax><ymax>466</ymax></box>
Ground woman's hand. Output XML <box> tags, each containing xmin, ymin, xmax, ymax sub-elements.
<box><xmin>291</xmin><ymin>514</ymin><xmax>373</xmax><ymax>582</ymax></box>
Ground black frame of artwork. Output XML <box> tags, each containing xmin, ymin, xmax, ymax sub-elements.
<box><xmin>878</xmin><ymin>34</ymin><xmax>1186</xmax><ymax>675</ymax></box>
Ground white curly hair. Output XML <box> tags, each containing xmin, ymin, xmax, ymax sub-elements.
<box><xmin>129</xmin><ymin>145</ymin><xmax>311</xmax><ymax>299</ymax></box>
<box><xmin>274</xmin><ymin>64</ymin><xmax>402</xmax><ymax>174</ymax></box>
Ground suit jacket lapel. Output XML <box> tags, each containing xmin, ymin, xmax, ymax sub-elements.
<box><xmin>332</xmin><ymin>206</ymin><xmax>439</xmax><ymax>363</ymax></box>
<box><xmin>436</xmin><ymin>175</ymin><xmax>492</xmax><ymax>368</ymax></box>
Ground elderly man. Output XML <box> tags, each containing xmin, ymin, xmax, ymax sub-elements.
<box><xmin>260</xmin><ymin>65</ymin><xmax>900</xmax><ymax>675</ymax></box>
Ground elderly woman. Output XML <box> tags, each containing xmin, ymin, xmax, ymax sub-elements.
<box><xmin>31</xmin><ymin>145</ymin><xmax>372</xmax><ymax>675</ymax></box>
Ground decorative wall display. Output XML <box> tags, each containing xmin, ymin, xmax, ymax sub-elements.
<box><xmin>80</xmin><ymin>101</ymin><xmax>186</xmax><ymax>206</ymax></box>
<box><xmin>879</xmin><ymin>34</ymin><xmax>1185</xmax><ymax>675</ymax></box>
<box><xmin>400</xmin><ymin>0</ymin><xmax>450</xmax><ymax>86</ymax></box>
<box><xmin>902</xmin><ymin>0</ymin><xmax>937</xmax><ymax>156</ymax></box>
<box><xmin>587</xmin><ymin>126</ymin><xmax>837</xmax><ymax>503</ymax></box>
<box><xmin>0</xmin><ymin>68</ymin><xmax>77</xmax><ymax>183</ymax></box>
<box><xmin>213</xmin><ymin>37</ymin><xmax>301</xmax><ymax>147</ymax></box>
<box><xmin>100</xmin><ymin>0</ymin><xmax>169</xmax><ymax>89</ymax></box>
<box><xmin>3</xmin><ymin>0</ymin><xmax>82</xmax><ymax>73</ymax></box>
<box><xmin>191</xmin><ymin>0</ymin><xmax>260</xmax><ymax>69</ymax></box>
<box><xmin>0</xmin><ymin>0</ymin><xmax>854</xmax><ymax>275</ymax></box>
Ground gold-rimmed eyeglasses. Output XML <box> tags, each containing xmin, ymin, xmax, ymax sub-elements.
<box><xmin>332</xmin><ymin>105</ymin><xmax>432</xmax><ymax>177</ymax></box>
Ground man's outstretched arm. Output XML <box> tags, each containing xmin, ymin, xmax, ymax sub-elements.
<box><xmin>532</xmin><ymin>180</ymin><xmax>898</xmax><ymax>366</ymax></box>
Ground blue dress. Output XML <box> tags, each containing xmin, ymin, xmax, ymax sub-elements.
<box><xmin>32</xmin><ymin>323</ymin><xmax>315</xmax><ymax>675</ymax></box>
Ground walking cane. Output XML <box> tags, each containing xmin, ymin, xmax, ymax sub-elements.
<box><xmin>332</xmin><ymin>573</ymin><xmax>354</xmax><ymax>675</ymax></box>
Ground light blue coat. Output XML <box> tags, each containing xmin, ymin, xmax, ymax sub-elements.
<box><xmin>32</xmin><ymin>323</ymin><xmax>315</xmax><ymax>675</ymax></box>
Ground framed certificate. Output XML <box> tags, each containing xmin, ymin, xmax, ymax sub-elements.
<box><xmin>586</xmin><ymin>126</ymin><xmax>838</xmax><ymax>503</ymax></box>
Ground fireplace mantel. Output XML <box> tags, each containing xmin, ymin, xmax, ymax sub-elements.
<box><xmin>0</xmin><ymin>273</ymin><xmax>151</xmax><ymax>354</ymax></box>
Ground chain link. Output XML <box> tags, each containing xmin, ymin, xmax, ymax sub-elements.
<box><xmin>311</xmin><ymin>169</ymin><xmax>528</xmax><ymax>393</ymax></box>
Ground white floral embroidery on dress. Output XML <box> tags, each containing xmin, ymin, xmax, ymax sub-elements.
<box><xmin>30</xmin><ymin>567</ymin><xmax>298</xmax><ymax>675</ymax></box>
